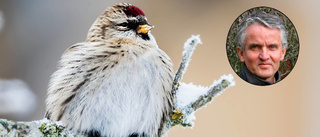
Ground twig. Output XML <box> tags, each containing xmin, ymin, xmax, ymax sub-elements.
<box><xmin>191</xmin><ymin>75</ymin><xmax>235</xmax><ymax>111</ymax></box>
<box><xmin>172</xmin><ymin>35</ymin><xmax>202</xmax><ymax>107</ymax></box>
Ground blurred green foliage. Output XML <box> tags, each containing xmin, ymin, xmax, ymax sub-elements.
<box><xmin>226</xmin><ymin>7</ymin><xmax>299</xmax><ymax>80</ymax></box>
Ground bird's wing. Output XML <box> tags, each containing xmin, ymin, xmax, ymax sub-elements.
<box><xmin>45</xmin><ymin>41</ymin><xmax>120</xmax><ymax>121</ymax></box>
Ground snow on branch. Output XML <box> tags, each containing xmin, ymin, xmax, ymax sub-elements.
<box><xmin>0</xmin><ymin>35</ymin><xmax>235</xmax><ymax>137</ymax></box>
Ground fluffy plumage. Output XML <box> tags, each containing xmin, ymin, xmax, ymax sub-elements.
<box><xmin>45</xmin><ymin>3</ymin><xmax>174</xmax><ymax>137</ymax></box>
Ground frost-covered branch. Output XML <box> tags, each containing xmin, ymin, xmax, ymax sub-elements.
<box><xmin>0</xmin><ymin>118</ymin><xmax>77</xmax><ymax>137</ymax></box>
<box><xmin>191</xmin><ymin>75</ymin><xmax>235</xmax><ymax>111</ymax></box>
<box><xmin>172</xmin><ymin>35</ymin><xmax>202</xmax><ymax>95</ymax></box>
<box><xmin>0</xmin><ymin>35</ymin><xmax>235</xmax><ymax>137</ymax></box>
<box><xmin>168</xmin><ymin>35</ymin><xmax>235</xmax><ymax>128</ymax></box>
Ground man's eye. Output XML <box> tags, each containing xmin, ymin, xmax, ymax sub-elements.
<box><xmin>269</xmin><ymin>45</ymin><xmax>278</xmax><ymax>50</ymax></box>
<box><xmin>118</xmin><ymin>22</ymin><xmax>128</xmax><ymax>27</ymax></box>
<box><xmin>250</xmin><ymin>45</ymin><xmax>258</xmax><ymax>49</ymax></box>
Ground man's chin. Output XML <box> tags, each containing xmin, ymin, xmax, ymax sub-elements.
<box><xmin>255</xmin><ymin>71</ymin><xmax>274</xmax><ymax>80</ymax></box>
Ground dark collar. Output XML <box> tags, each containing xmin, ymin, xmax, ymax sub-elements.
<box><xmin>239</xmin><ymin>64</ymin><xmax>281</xmax><ymax>86</ymax></box>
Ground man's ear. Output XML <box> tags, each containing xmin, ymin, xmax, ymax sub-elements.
<box><xmin>280</xmin><ymin>47</ymin><xmax>287</xmax><ymax>61</ymax></box>
<box><xmin>237</xmin><ymin>47</ymin><xmax>245</xmax><ymax>62</ymax></box>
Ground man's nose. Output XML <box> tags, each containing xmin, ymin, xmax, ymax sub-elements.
<box><xmin>259</xmin><ymin>47</ymin><xmax>270</xmax><ymax>60</ymax></box>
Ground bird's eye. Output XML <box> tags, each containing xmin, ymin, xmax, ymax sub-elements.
<box><xmin>118</xmin><ymin>22</ymin><xmax>129</xmax><ymax>27</ymax></box>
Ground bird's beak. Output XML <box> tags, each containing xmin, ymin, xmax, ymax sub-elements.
<box><xmin>137</xmin><ymin>24</ymin><xmax>154</xmax><ymax>34</ymax></box>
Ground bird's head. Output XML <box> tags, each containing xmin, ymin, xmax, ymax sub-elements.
<box><xmin>86</xmin><ymin>3</ymin><xmax>154</xmax><ymax>42</ymax></box>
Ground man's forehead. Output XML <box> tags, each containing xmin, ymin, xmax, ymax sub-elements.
<box><xmin>245</xmin><ymin>24</ymin><xmax>282</xmax><ymax>45</ymax></box>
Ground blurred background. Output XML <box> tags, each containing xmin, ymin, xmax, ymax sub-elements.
<box><xmin>0</xmin><ymin>0</ymin><xmax>319</xmax><ymax>137</ymax></box>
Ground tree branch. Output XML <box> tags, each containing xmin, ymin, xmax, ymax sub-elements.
<box><xmin>0</xmin><ymin>118</ymin><xmax>77</xmax><ymax>137</ymax></box>
<box><xmin>168</xmin><ymin>35</ymin><xmax>235</xmax><ymax>130</ymax></box>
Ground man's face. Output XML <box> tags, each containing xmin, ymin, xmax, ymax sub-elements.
<box><xmin>237</xmin><ymin>24</ymin><xmax>286</xmax><ymax>83</ymax></box>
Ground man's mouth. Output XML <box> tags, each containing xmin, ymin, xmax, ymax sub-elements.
<box><xmin>258</xmin><ymin>63</ymin><xmax>272</xmax><ymax>68</ymax></box>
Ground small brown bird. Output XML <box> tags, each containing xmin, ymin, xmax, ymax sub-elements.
<box><xmin>45</xmin><ymin>3</ymin><xmax>174</xmax><ymax>137</ymax></box>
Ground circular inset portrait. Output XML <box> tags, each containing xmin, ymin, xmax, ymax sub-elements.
<box><xmin>226</xmin><ymin>6</ymin><xmax>299</xmax><ymax>86</ymax></box>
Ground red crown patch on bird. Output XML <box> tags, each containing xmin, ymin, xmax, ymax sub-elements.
<box><xmin>124</xmin><ymin>5</ymin><xmax>145</xmax><ymax>17</ymax></box>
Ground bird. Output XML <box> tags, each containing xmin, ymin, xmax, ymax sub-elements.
<box><xmin>45</xmin><ymin>3</ymin><xmax>174</xmax><ymax>137</ymax></box>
